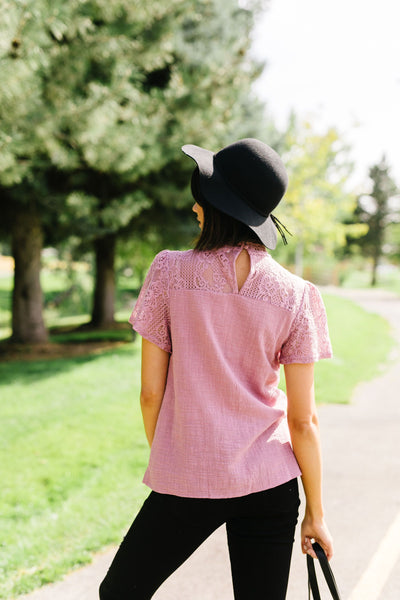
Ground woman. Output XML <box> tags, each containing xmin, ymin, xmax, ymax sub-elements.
<box><xmin>100</xmin><ymin>138</ymin><xmax>333</xmax><ymax>600</ymax></box>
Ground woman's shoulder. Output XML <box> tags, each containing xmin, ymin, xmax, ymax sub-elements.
<box><xmin>149</xmin><ymin>249</ymin><xmax>200</xmax><ymax>277</ymax></box>
<box><xmin>151</xmin><ymin>248</ymin><xmax>191</xmax><ymax>262</ymax></box>
<box><xmin>253</xmin><ymin>254</ymin><xmax>312</xmax><ymax>312</ymax></box>
<box><xmin>262</xmin><ymin>254</ymin><xmax>307</xmax><ymax>289</ymax></box>
<box><xmin>152</xmin><ymin>248</ymin><xmax>195</xmax><ymax>265</ymax></box>
<box><xmin>268</xmin><ymin>258</ymin><xmax>321</xmax><ymax>300</ymax></box>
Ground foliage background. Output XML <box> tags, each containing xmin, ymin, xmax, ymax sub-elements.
<box><xmin>0</xmin><ymin>2</ymin><xmax>399</xmax><ymax>596</ymax></box>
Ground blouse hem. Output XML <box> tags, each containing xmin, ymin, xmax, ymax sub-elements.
<box><xmin>142</xmin><ymin>468</ymin><xmax>302</xmax><ymax>500</ymax></box>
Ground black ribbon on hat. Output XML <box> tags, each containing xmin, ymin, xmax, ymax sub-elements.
<box><xmin>270</xmin><ymin>214</ymin><xmax>292</xmax><ymax>246</ymax></box>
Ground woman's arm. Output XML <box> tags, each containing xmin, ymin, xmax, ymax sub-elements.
<box><xmin>284</xmin><ymin>362</ymin><xmax>333</xmax><ymax>560</ymax></box>
<box><xmin>140</xmin><ymin>338</ymin><xmax>170</xmax><ymax>447</ymax></box>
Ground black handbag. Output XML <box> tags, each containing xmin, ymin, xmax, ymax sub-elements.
<box><xmin>307</xmin><ymin>542</ymin><xmax>342</xmax><ymax>600</ymax></box>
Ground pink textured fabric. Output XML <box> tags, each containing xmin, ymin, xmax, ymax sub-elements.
<box><xmin>129</xmin><ymin>245</ymin><xmax>332</xmax><ymax>498</ymax></box>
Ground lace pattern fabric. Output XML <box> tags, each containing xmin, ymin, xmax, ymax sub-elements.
<box><xmin>128</xmin><ymin>245</ymin><xmax>332</xmax><ymax>498</ymax></box>
<box><xmin>129</xmin><ymin>251</ymin><xmax>171</xmax><ymax>352</ymax></box>
<box><xmin>279</xmin><ymin>281</ymin><xmax>332</xmax><ymax>364</ymax></box>
<box><xmin>129</xmin><ymin>246</ymin><xmax>332</xmax><ymax>364</ymax></box>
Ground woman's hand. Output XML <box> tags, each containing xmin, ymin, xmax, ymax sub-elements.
<box><xmin>301</xmin><ymin>512</ymin><xmax>333</xmax><ymax>561</ymax></box>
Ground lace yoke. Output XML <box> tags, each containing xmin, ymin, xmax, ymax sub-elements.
<box><xmin>128</xmin><ymin>246</ymin><xmax>332</xmax><ymax>498</ymax></box>
<box><xmin>130</xmin><ymin>245</ymin><xmax>332</xmax><ymax>363</ymax></box>
<box><xmin>162</xmin><ymin>246</ymin><xmax>306</xmax><ymax>310</ymax></box>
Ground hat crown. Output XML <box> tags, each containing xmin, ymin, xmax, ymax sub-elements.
<box><xmin>214</xmin><ymin>138</ymin><xmax>288</xmax><ymax>217</ymax></box>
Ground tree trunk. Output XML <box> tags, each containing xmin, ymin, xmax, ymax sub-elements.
<box><xmin>11</xmin><ymin>209</ymin><xmax>48</xmax><ymax>344</ymax></box>
<box><xmin>371</xmin><ymin>254</ymin><xmax>379</xmax><ymax>287</ymax></box>
<box><xmin>91</xmin><ymin>234</ymin><xmax>116</xmax><ymax>327</ymax></box>
<box><xmin>294</xmin><ymin>241</ymin><xmax>304</xmax><ymax>277</ymax></box>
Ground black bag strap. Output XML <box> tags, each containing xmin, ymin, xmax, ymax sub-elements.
<box><xmin>307</xmin><ymin>542</ymin><xmax>341</xmax><ymax>600</ymax></box>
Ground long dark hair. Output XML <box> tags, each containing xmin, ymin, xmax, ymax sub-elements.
<box><xmin>191</xmin><ymin>168</ymin><xmax>264</xmax><ymax>252</ymax></box>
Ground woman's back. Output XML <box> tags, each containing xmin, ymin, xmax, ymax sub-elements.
<box><xmin>129</xmin><ymin>245</ymin><xmax>331</xmax><ymax>498</ymax></box>
<box><xmin>101</xmin><ymin>140</ymin><xmax>334</xmax><ymax>600</ymax></box>
<box><xmin>234</xmin><ymin>246</ymin><xmax>251</xmax><ymax>291</ymax></box>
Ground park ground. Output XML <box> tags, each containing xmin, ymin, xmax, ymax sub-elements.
<box><xmin>12</xmin><ymin>286</ymin><xmax>400</xmax><ymax>600</ymax></box>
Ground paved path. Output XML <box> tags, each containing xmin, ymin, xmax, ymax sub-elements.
<box><xmin>19</xmin><ymin>287</ymin><xmax>400</xmax><ymax>600</ymax></box>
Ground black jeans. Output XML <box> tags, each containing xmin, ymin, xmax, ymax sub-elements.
<box><xmin>99</xmin><ymin>479</ymin><xmax>300</xmax><ymax>600</ymax></box>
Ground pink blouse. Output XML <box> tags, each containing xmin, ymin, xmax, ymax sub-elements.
<box><xmin>129</xmin><ymin>245</ymin><xmax>332</xmax><ymax>498</ymax></box>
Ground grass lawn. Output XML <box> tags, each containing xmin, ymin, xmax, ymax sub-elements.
<box><xmin>0</xmin><ymin>344</ymin><xmax>148</xmax><ymax>599</ymax></box>
<box><xmin>313</xmin><ymin>292</ymin><xmax>395</xmax><ymax>404</ymax></box>
<box><xmin>341</xmin><ymin>263</ymin><xmax>400</xmax><ymax>295</ymax></box>
<box><xmin>0</xmin><ymin>292</ymin><xmax>395</xmax><ymax>598</ymax></box>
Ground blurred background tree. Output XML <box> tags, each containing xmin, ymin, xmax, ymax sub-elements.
<box><xmin>0</xmin><ymin>0</ymin><xmax>268</xmax><ymax>341</ymax></box>
<box><xmin>271</xmin><ymin>116</ymin><xmax>366</xmax><ymax>278</ymax></box>
<box><xmin>346</xmin><ymin>156</ymin><xmax>399</xmax><ymax>286</ymax></box>
<box><xmin>1</xmin><ymin>1</ymin><xmax>398</xmax><ymax>346</ymax></box>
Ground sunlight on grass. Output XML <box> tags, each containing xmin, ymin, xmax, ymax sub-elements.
<box><xmin>342</xmin><ymin>264</ymin><xmax>400</xmax><ymax>294</ymax></box>
<box><xmin>0</xmin><ymin>270</ymin><xmax>136</xmax><ymax>342</ymax></box>
<box><xmin>0</xmin><ymin>291</ymin><xmax>396</xmax><ymax>597</ymax></box>
<box><xmin>315</xmin><ymin>293</ymin><xmax>395</xmax><ymax>404</ymax></box>
<box><xmin>0</xmin><ymin>344</ymin><xmax>148</xmax><ymax>598</ymax></box>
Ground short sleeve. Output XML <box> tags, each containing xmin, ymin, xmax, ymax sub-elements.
<box><xmin>129</xmin><ymin>251</ymin><xmax>171</xmax><ymax>353</ymax></box>
<box><xmin>279</xmin><ymin>282</ymin><xmax>332</xmax><ymax>364</ymax></box>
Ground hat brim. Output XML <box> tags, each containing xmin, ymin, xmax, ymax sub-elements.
<box><xmin>182</xmin><ymin>143</ymin><xmax>278</xmax><ymax>250</ymax></box>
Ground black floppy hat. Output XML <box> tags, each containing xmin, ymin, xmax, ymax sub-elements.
<box><xmin>182</xmin><ymin>138</ymin><xmax>289</xmax><ymax>249</ymax></box>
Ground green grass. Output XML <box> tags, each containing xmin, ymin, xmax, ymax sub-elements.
<box><xmin>0</xmin><ymin>277</ymin><xmax>12</xmax><ymax>339</ymax></box>
<box><xmin>341</xmin><ymin>263</ymin><xmax>400</xmax><ymax>294</ymax></box>
<box><xmin>0</xmin><ymin>292</ymin><xmax>396</xmax><ymax>598</ymax></box>
<box><xmin>0</xmin><ymin>268</ymin><xmax>139</xmax><ymax>340</ymax></box>
<box><xmin>314</xmin><ymin>293</ymin><xmax>395</xmax><ymax>404</ymax></box>
<box><xmin>0</xmin><ymin>344</ymin><xmax>149</xmax><ymax>599</ymax></box>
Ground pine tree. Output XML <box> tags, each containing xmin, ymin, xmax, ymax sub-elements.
<box><xmin>0</xmin><ymin>0</ymin><xmax>265</xmax><ymax>340</ymax></box>
<box><xmin>355</xmin><ymin>157</ymin><xmax>398</xmax><ymax>286</ymax></box>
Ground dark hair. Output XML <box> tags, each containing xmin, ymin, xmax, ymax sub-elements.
<box><xmin>191</xmin><ymin>168</ymin><xmax>264</xmax><ymax>251</ymax></box>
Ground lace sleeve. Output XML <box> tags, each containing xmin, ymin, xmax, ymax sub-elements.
<box><xmin>279</xmin><ymin>282</ymin><xmax>332</xmax><ymax>364</ymax></box>
<box><xmin>128</xmin><ymin>251</ymin><xmax>171</xmax><ymax>353</ymax></box>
